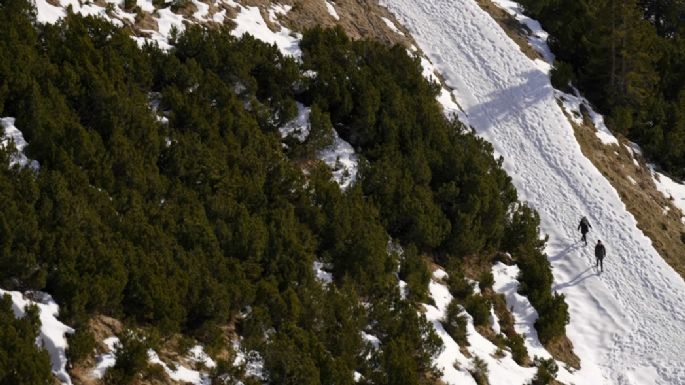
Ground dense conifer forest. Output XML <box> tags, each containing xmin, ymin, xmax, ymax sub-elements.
<box><xmin>0</xmin><ymin>0</ymin><xmax>567</xmax><ymax>383</ymax></box>
<box><xmin>521</xmin><ymin>0</ymin><xmax>685</xmax><ymax>179</ymax></box>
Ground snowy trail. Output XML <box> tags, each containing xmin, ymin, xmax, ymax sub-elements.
<box><xmin>380</xmin><ymin>1</ymin><xmax>685</xmax><ymax>384</ymax></box>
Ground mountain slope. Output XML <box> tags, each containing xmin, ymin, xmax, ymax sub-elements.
<box><xmin>379</xmin><ymin>0</ymin><xmax>685</xmax><ymax>384</ymax></box>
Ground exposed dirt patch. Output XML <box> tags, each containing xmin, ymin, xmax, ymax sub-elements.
<box><xmin>173</xmin><ymin>1</ymin><xmax>199</xmax><ymax>19</ymax></box>
<box><xmin>566</xmin><ymin>105</ymin><xmax>685</xmax><ymax>279</ymax></box>
<box><xmin>545</xmin><ymin>335</ymin><xmax>580</xmax><ymax>370</ymax></box>
<box><xmin>134</xmin><ymin>11</ymin><xmax>160</xmax><ymax>33</ymax></box>
<box><xmin>475</xmin><ymin>0</ymin><xmax>543</xmax><ymax>62</ymax></box>
<box><xmin>239</xmin><ymin>0</ymin><xmax>415</xmax><ymax>47</ymax></box>
<box><xmin>69</xmin><ymin>315</ymin><xmax>123</xmax><ymax>385</ymax></box>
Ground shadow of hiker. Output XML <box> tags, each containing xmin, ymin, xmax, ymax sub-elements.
<box><xmin>552</xmin><ymin>266</ymin><xmax>597</xmax><ymax>291</ymax></box>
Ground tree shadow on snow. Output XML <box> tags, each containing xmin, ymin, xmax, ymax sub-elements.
<box><xmin>465</xmin><ymin>69</ymin><xmax>551</xmax><ymax>133</ymax></box>
<box><xmin>548</xmin><ymin>241</ymin><xmax>582</xmax><ymax>262</ymax></box>
<box><xmin>552</xmin><ymin>266</ymin><xmax>598</xmax><ymax>291</ymax></box>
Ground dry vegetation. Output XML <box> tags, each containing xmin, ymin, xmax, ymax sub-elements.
<box><xmin>567</xmin><ymin>107</ymin><xmax>685</xmax><ymax>278</ymax></box>
<box><xmin>68</xmin><ymin>315</ymin><xmax>241</xmax><ymax>385</ymax></box>
<box><xmin>475</xmin><ymin>0</ymin><xmax>542</xmax><ymax>61</ymax></box>
<box><xmin>476</xmin><ymin>0</ymin><xmax>685</xmax><ymax>282</ymax></box>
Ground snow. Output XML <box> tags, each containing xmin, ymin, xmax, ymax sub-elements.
<box><xmin>279</xmin><ymin>103</ymin><xmax>358</xmax><ymax>189</ymax></box>
<box><xmin>137</xmin><ymin>0</ymin><xmax>156</xmax><ymax>13</ymax></box>
<box><xmin>91</xmin><ymin>336</ymin><xmax>119</xmax><ymax>379</ymax></box>
<box><xmin>190</xmin><ymin>1</ymin><xmax>214</xmax><ymax>23</ymax></box>
<box><xmin>213</xmin><ymin>9</ymin><xmax>226</xmax><ymax>23</ymax></box>
<box><xmin>230</xmin><ymin>3</ymin><xmax>301</xmax><ymax>58</ymax></box>
<box><xmin>0</xmin><ymin>289</ymin><xmax>74</xmax><ymax>384</ymax></box>
<box><xmin>34</xmin><ymin>0</ymin><xmax>66</xmax><ymax>23</ymax></box>
<box><xmin>490</xmin><ymin>0</ymin><xmax>553</xmax><ymax>65</ymax></box>
<box><xmin>398</xmin><ymin>279</ymin><xmax>408</xmax><ymax>299</ymax></box>
<box><xmin>1</xmin><ymin>117</ymin><xmax>40</xmax><ymax>170</ymax></box>
<box><xmin>489</xmin><ymin>306</ymin><xmax>500</xmax><ymax>335</ymax></box>
<box><xmin>556</xmin><ymin>90</ymin><xmax>619</xmax><ymax>146</ymax></box>
<box><xmin>423</xmin><ymin>270</ymin><xmax>537</xmax><ymax>385</ymax></box>
<box><xmin>361</xmin><ymin>331</ymin><xmax>380</xmax><ymax>349</ymax></box>
<box><xmin>650</xmin><ymin>165</ymin><xmax>685</xmax><ymax>220</ymax></box>
<box><xmin>280</xmin><ymin>103</ymin><xmax>310</xmax><ymax>142</ymax></box>
<box><xmin>313</xmin><ymin>261</ymin><xmax>333</xmax><ymax>284</ymax></box>
<box><xmin>188</xmin><ymin>345</ymin><xmax>217</xmax><ymax>368</ymax></box>
<box><xmin>353</xmin><ymin>371</ymin><xmax>363</xmax><ymax>382</ymax></box>
<box><xmin>232</xmin><ymin>341</ymin><xmax>266</xmax><ymax>380</ymax></box>
<box><xmin>491</xmin><ymin>263</ymin><xmax>550</xmax><ymax>360</ymax></box>
<box><xmin>148</xmin><ymin>349</ymin><xmax>211</xmax><ymax>385</ymax></box>
<box><xmin>381</xmin><ymin>0</ymin><xmax>685</xmax><ymax>384</ymax></box>
<box><xmin>324</xmin><ymin>0</ymin><xmax>340</xmax><ymax>21</ymax></box>
<box><xmin>418</xmin><ymin>54</ymin><xmax>467</xmax><ymax>123</ymax></box>
<box><xmin>318</xmin><ymin>129</ymin><xmax>358</xmax><ymax>190</ymax></box>
<box><xmin>381</xmin><ymin>16</ymin><xmax>404</xmax><ymax>36</ymax></box>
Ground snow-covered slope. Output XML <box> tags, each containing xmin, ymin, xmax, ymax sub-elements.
<box><xmin>380</xmin><ymin>0</ymin><xmax>685</xmax><ymax>384</ymax></box>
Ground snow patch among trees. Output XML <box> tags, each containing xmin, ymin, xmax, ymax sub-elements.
<box><xmin>1</xmin><ymin>117</ymin><xmax>39</xmax><ymax>170</ymax></box>
<box><xmin>0</xmin><ymin>289</ymin><xmax>74</xmax><ymax>384</ymax></box>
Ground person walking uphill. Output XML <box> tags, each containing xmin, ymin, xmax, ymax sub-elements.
<box><xmin>595</xmin><ymin>240</ymin><xmax>606</xmax><ymax>272</ymax></box>
<box><xmin>578</xmin><ymin>216</ymin><xmax>592</xmax><ymax>245</ymax></box>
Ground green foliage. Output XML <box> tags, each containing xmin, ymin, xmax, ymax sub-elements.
<box><xmin>464</xmin><ymin>294</ymin><xmax>491</xmax><ymax>327</ymax></box>
<box><xmin>506</xmin><ymin>334</ymin><xmax>528</xmax><ymax>366</ymax></box>
<box><xmin>505</xmin><ymin>204</ymin><xmax>568</xmax><ymax>344</ymax></box>
<box><xmin>0</xmin><ymin>295</ymin><xmax>52</xmax><ymax>385</ymax></box>
<box><xmin>534</xmin><ymin>293</ymin><xmax>570</xmax><ymax>344</ymax></box>
<box><xmin>550</xmin><ymin>60</ymin><xmax>574</xmax><ymax>91</ymax></box>
<box><xmin>445</xmin><ymin>261</ymin><xmax>474</xmax><ymax>301</ymax></box>
<box><xmin>518</xmin><ymin>0</ymin><xmax>685</xmax><ymax>179</ymax></box>
<box><xmin>300</xmin><ymin>26</ymin><xmax>518</xmax><ymax>256</ymax></box>
<box><xmin>67</xmin><ymin>327</ymin><xmax>96</xmax><ymax>365</ymax></box>
<box><xmin>0</xmin><ymin>4</ymin><xmax>563</xmax><ymax>382</ymax></box>
<box><xmin>470</xmin><ymin>356</ymin><xmax>489</xmax><ymax>385</ymax></box>
<box><xmin>478</xmin><ymin>271</ymin><xmax>494</xmax><ymax>291</ymax></box>
<box><xmin>529</xmin><ymin>357</ymin><xmax>558</xmax><ymax>385</ymax></box>
<box><xmin>104</xmin><ymin>330</ymin><xmax>149</xmax><ymax>385</ymax></box>
<box><xmin>399</xmin><ymin>245</ymin><xmax>431</xmax><ymax>303</ymax></box>
<box><xmin>442</xmin><ymin>300</ymin><xmax>469</xmax><ymax>346</ymax></box>
<box><xmin>302</xmin><ymin>104</ymin><xmax>335</xmax><ymax>158</ymax></box>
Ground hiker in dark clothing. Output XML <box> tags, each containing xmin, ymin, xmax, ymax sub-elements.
<box><xmin>578</xmin><ymin>216</ymin><xmax>592</xmax><ymax>245</ymax></box>
<box><xmin>595</xmin><ymin>240</ymin><xmax>606</xmax><ymax>272</ymax></box>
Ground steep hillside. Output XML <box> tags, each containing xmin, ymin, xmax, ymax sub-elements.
<box><xmin>4</xmin><ymin>0</ymin><xmax>685</xmax><ymax>385</ymax></box>
<box><xmin>379</xmin><ymin>0</ymin><xmax>685</xmax><ymax>384</ymax></box>
<box><xmin>1</xmin><ymin>1</ymin><xmax>566</xmax><ymax>385</ymax></box>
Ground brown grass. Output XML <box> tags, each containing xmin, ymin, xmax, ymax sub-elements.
<box><xmin>68</xmin><ymin>315</ymin><xmax>123</xmax><ymax>385</ymax></box>
<box><xmin>545</xmin><ymin>335</ymin><xmax>580</xmax><ymax>370</ymax></box>
<box><xmin>67</xmin><ymin>315</ymin><xmax>239</xmax><ymax>385</ymax></box>
<box><xmin>474</xmin><ymin>0</ymin><xmax>543</xmax><ymax>61</ymax></box>
<box><xmin>255</xmin><ymin>0</ymin><xmax>415</xmax><ymax>47</ymax></box>
<box><xmin>566</xmin><ymin>105</ymin><xmax>685</xmax><ymax>279</ymax></box>
<box><xmin>474</xmin><ymin>0</ymin><xmax>685</xmax><ymax>280</ymax></box>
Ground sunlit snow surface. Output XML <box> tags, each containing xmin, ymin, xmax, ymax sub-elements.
<box><xmin>0</xmin><ymin>289</ymin><xmax>74</xmax><ymax>384</ymax></box>
<box><xmin>91</xmin><ymin>337</ymin><xmax>119</xmax><ymax>379</ymax></box>
<box><xmin>1</xmin><ymin>117</ymin><xmax>40</xmax><ymax>170</ymax></box>
<box><xmin>423</xmin><ymin>269</ymin><xmax>539</xmax><ymax>385</ymax></box>
<box><xmin>325</xmin><ymin>0</ymin><xmax>340</xmax><ymax>20</ymax></box>
<box><xmin>381</xmin><ymin>0</ymin><xmax>685</xmax><ymax>384</ymax></box>
<box><xmin>229</xmin><ymin>2</ymin><xmax>301</xmax><ymax>58</ymax></box>
<box><xmin>148</xmin><ymin>349</ymin><xmax>212</xmax><ymax>385</ymax></box>
<box><xmin>381</xmin><ymin>17</ymin><xmax>404</xmax><ymax>36</ymax></box>
<box><xmin>650</xmin><ymin>166</ymin><xmax>685</xmax><ymax>223</ymax></box>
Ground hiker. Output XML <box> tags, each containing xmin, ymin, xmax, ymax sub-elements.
<box><xmin>578</xmin><ymin>216</ymin><xmax>592</xmax><ymax>245</ymax></box>
<box><xmin>595</xmin><ymin>240</ymin><xmax>606</xmax><ymax>272</ymax></box>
